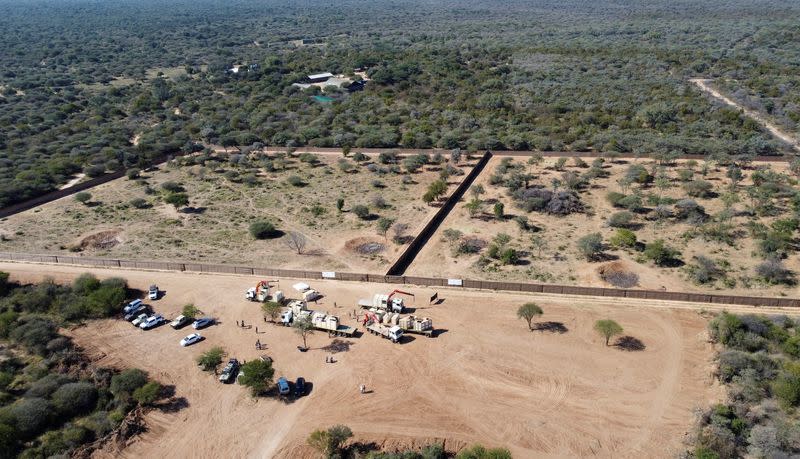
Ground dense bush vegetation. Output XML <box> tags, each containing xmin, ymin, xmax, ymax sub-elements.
<box><xmin>689</xmin><ymin>312</ymin><xmax>800</xmax><ymax>458</ymax></box>
<box><xmin>0</xmin><ymin>272</ymin><xmax>161</xmax><ymax>458</ymax></box>
<box><xmin>0</xmin><ymin>0</ymin><xmax>797</xmax><ymax>207</ymax></box>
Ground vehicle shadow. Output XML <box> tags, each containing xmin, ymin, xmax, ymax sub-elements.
<box><xmin>432</xmin><ymin>328</ymin><xmax>448</xmax><ymax>337</ymax></box>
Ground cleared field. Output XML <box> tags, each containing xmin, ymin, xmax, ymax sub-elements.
<box><xmin>3</xmin><ymin>263</ymin><xmax>721</xmax><ymax>458</ymax></box>
<box><xmin>0</xmin><ymin>152</ymin><xmax>469</xmax><ymax>273</ymax></box>
<box><xmin>409</xmin><ymin>155</ymin><xmax>800</xmax><ymax>297</ymax></box>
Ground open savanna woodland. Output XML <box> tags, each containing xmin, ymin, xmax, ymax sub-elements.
<box><xmin>0</xmin><ymin>150</ymin><xmax>471</xmax><ymax>272</ymax></box>
<box><xmin>410</xmin><ymin>154</ymin><xmax>800</xmax><ymax>297</ymax></box>
<box><xmin>2</xmin><ymin>0</ymin><xmax>800</xmax><ymax>208</ymax></box>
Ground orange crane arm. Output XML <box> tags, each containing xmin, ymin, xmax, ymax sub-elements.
<box><xmin>386</xmin><ymin>289</ymin><xmax>414</xmax><ymax>301</ymax></box>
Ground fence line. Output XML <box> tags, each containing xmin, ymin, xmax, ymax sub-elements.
<box><xmin>0</xmin><ymin>251</ymin><xmax>797</xmax><ymax>308</ymax></box>
<box><xmin>386</xmin><ymin>150</ymin><xmax>493</xmax><ymax>276</ymax></box>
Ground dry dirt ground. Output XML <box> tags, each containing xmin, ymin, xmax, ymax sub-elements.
<box><xmin>0</xmin><ymin>262</ymin><xmax>734</xmax><ymax>458</ymax></box>
<box><xmin>0</xmin><ymin>152</ymin><xmax>471</xmax><ymax>273</ymax></box>
<box><xmin>409</xmin><ymin>155</ymin><xmax>800</xmax><ymax>298</ymax></box>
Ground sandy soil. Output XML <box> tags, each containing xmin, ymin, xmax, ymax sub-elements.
<box><xmin>0</xmin><ymin>262</ymin><xmax>732</xmax><ymax>458</ymax></box>
<box><xmin>59</xmin><ymin>173</ymin><xmax>86</xmax><ymax>190</ymax></box>
<box><xmin>409</xmin><ymin>155</ymin><xmax>800</xmax><ymax>298</ymax></box>
<box><xmin>0</xmin><ymin>153</ymin><xmax>471</xmax><ymax>273</ymax></box>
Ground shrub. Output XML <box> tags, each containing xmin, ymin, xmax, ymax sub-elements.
<box><xmin>160</xmin><ymin>181</ymin><xmax>183</xmax><ymax>193</ymax></box>
<box><xmin>674</xmin><ymin>199</ymin><xmax>707</xmax><ymax>224</ymax></box>
<box><xmin>455</xmin><ymin>238</ymin><xmax>486</xmax><ymax>255</ymax></box>
<box><xmin>352</xmin><ymin>152</ymin><xmax>368</xmax><ymax>162</ymax></box>
<box><xmin>249</xmin><ymin>220</ymin><xmax>278</xmax><ymax>239</ymax></box>
<box><xmin>129</xmin><ymin>198</ymin><xmax>149</xmax><ymax>209</ymax></box>
<box><xmin>164</xmin><ymin>192</ymin><xmax>189</xmax><ymax>209</ymax></box>
<box><xmin>378</xmin><ymin>151</ymin><xmax>398</xmax><ymax>164</ymax></box>
<box><xmin>74</xmin><ymin>192</ymin><xmax>91</xmax><ymax>205</ymax></box>
<box><xmin>126</xmin><ymin>168</ymin><xmax>140</xmax><ymax>180</ymax></box>
<box><xmin>132</xmin><ymin>381</ymin><xmax>162</xmax><ymax>406</ymax></box>
<box><xmin>618</xmin><ymin>194</ymin><xmax>643</xmax><ymax>212</ymax></box>
<box><xmin>51</xmin><ymin>382</ymin><xmax>97</xmax><ymax>417</ymax></box>
<box><xmin>5</xmin><ymin>397</ymin><xmax>52</xmax><ymax>439</ymax></box>
<box><xmin>109</xmin><ymin>369</ymin><xmax>148</xmax><ymax>397</ymax></box>
<box><xmin>442</xmin><ymin>229</ymin><xmax>463</xmax><ymax>242</ymax></box>
<box><xmin>625</xmin><ymin>164</ymin><xmax>652</xmax><ymax>184</ymax></box>
<box><xmin>9</xmin><ymin>317</ymin><xmax>58</xmax><ymax>355</ymax></box>
<box><xmin>684</xmin><ymin>180</ymin><xmax>714</xmax><ymax>198</ymax></box>
<box><xmin>643</xmin><ymin>239</ymin><xmax>680</xmax><ymax>266</ymax></box>
<box><xmin>608</xmin><ymin>211</ymin><xmax>635</xmax><ymax>228</ymax></box>
<box><xmin>577</xmin><ymin>233</ymin><xmax>604</xmax><ymax>260</ymax></box>
<box><xmin>352</xmin><ymin>205</ymin><xmax>370</xmax><ymax>219</ymax></box>
<box><xmin>25</xmin><ymin>374</ymin><xmax>72</xmax><ymax>398</ymax></box>
<box><xmin>493</xmin><ymin>202</ymin><xmax>504</xmax><ymax>219</ymax></box>
<box><xmin>499</xmin><ymin>248</ymin><xmax>519</xmax><ymax>265</ymax></box>
<box><xmin>606</xmin><ymin>191</ymin><xmax>626</xmax><ymax>207</ymax></box>
<box><xmin>456</xmin><ymin>444</ymin><xmax>512</xmax><ymax>459</ymax></box>
<box><xmin>197</xmin><ymin>347</ymin><xmax>224</xmax><ymax>372</ymax></box>
<box><xmin>287</xmin><ymin>175</ymin><xmax>304</xmax><ymax>186</ymax></box>
<box><xmin>84</xmin><ymin>164</ymin><xmax>106</xmax><ymax>178</ymax></box>
<box><xmin>772</xmin><ymin>364</ymin><xmax>800</xmax><ymax>409</ymax></box>
<box><xmin>609</xmin><ymin>229</ymin><xmax>637</xmax><ymax>248</ymax></box>
<box><xmin>689</xmin><ymin>256</ymin><xmax>723</xmax><ymax>284</ymax></box>
<box><xmin>756</xmin><ymin>259</ymin><xmax>794</xmax><ymax>285</ymax></box>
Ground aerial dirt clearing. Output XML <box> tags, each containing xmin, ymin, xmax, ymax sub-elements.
<box><xmin>2</xmin><ymin>263</ymin><xmax>723</xmax><ymax>458</ymax></box>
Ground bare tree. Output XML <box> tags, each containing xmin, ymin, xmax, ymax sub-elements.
<box><xmin>392</xmin><ymin>223</ymin><xmax>410</xmax><ymax>243</ymax></box>
<box><xmin>285</xmin><ymin>231</ymin><xmax>307</xmax><ymax>254</ymax></box>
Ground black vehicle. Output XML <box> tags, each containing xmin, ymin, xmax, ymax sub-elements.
<box><xmin>294</xmin><ymin>377</ymin><xmax>306</xmax><ymax>397</ymax></box>
<box><xmin>219</xmin><ymin>358</ymin><xmax>239</xmax><ymax>384</ymax></box>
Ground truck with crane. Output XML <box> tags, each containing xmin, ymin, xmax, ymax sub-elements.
<box><xmin>280</xmin><ymin>301</ymin><xmax>357</xmax><ymax>337</ymax></box>
<box><xmin>245</xmin><ymin>280</ymin><xmax>281</xmax><ymax>302</ymax></box>
<box><xmin>358</xmin><ymin>289</ymin><xmax>414</xmax><ymax>314</ymax></box>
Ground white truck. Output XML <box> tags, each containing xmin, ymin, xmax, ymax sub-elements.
<box><xmin>281</xmin><ymin>301</ymin><xmax>356</xmax><ymax>337</ymax></box>
<box><xmin>293</xmin><ymin>282</ymin><xmax>321</xmax><ymax>302</ymax></box>
<box><xmin>357</xmin><ymin>289</ymin><xmax>414</xmax><ymax>314</ymax></box>
<box><xmin>245</xmin><ymin>280</ymin><xmax>280</xmax><ymax>302</ymax></box>
<box><xmin>310</xmin><ymin>311</ymin><xmax>357</xmax><ymax>337</ymax></box>
<box><xmin>366</xmin><ymin>323</ymin><xmax>403</xmax><ymax>343</ymax></box>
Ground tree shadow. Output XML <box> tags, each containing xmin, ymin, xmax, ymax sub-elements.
<box><xmin>181</xmin><ymin>206</ymin><xmax>207</xmax><ymax>214</ymax></box>
<box><xmin>320</xmin><ymin>339</ymin><xmax>354</xmax><ymax>353</ymax></box>
<box><xmin>348</xmin><ymin>441</ymin><xmax>381</xmax><ymax>456</ymax></box>
<box><xmin>614</xmin><ymin>336</ymin><xmax>646</xmax><ymax>351</ymax></box>
<box><xmin>533</xmin><ymin>321</ymin><xmax>569</xmax><ymax>333</ymax></box>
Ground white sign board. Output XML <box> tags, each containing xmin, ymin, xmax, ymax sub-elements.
<box><xmin>447</xmin><ymin>278</ymin><xmax>463</xmax><ymax>286</ymax></box>
<box><xmin>322</xmin><ymin>271</ymin><xmax>336</xmax><ymax>279</ymax></box>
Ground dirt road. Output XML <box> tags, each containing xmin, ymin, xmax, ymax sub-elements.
<box><xmin>690</xmin><ymin>78</ymin><xmax>800</xmax><ymax>153</ymax></box>
<box><xmin>0</xmin><ymin>262</ymin><xmax>750</xmax><ymax>458</ymax></box>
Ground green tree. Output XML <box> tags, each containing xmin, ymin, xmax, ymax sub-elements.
<box><xmin>132</xmin><ymin>381</ymin><xmax>162</xmax><ymax>406</ymax></box>
<box><xmin>352</xmin><ymin>205</ymin><xmax>370</xmax><ymax>219</ymax></box>
<box><xmin>456</xmin><ymin>444</ymin><xmax>513</xmax><ymax>459</ymax></box>
<box><xmin>609</xmin><ymin>229</ymin><xmax>637</xmax><ymax>248</ymax></box>
<box><xmin>182</xmin><ymin>303</ymin><xmax>200</xmax><ymax>319</ymax></box>
<box><xmin>643</xmin><ymin>239</ymin><xmax>679</xmax><ymax>266</ymax></box>
<box><xmin>164</xmin><ymin>192</ymin><xmax>189</xmax><ymax>209</ymax></box>
<box><xmin>465</xmin><ymin>198</ymin><xmax>483</xmax><ymax>217</ymax></box>
<box><xmin>197</xmin><ymin>347</ymin><xmax>225</xmax><ymax>372</ymax></box>
<box><xmin>249</xmin><ymin>220</ymin><xmax>278</xmax><ymax>239</ymax></box>
<box><xmin>293</xmin><ymin>315</ymin><xmax>314</xmax><ymax>350</ymax></box>
<box><xmin>74</xmin><ymin>192</ymin><xmax>92</xmax><ymax>205</ymax></box>
<box><xmin>594</xmin><ymin>320</ymin><xmax>623</xmax><ymax>346</ymax></box>
<box><xmin>377</xmin><ymin>217</ymin><xmax>395</xmax><ymax>239</ymax></box>
<box><xmin>238</xmin><ymin>359</ymin><xmax>275</xmax><ymax>396</ymax></box>
<box><xmin>336</xmin><ymin>197</ymin><xmax>345</xmax><ymax>212</ymax></box>
<box><xmin>493</xmin><ymin>202</ymin><xmax>504</xmax><ymax>219</ymax></box>
<box><xmin>307</xmin><ymin>425</ymin><xmax>353</xmax><ymax>457</ymax></box>
<box><xmin>577</xmin><ymin>233</ymin><xmax>604</xmax><ymax>260</ymax></box>
<box><xmin>110</xmin><ymin>369</ymin><xmax>148</xmax><ymax>397</ymax></box>
<box><xmin>517</xmin><ymin>303</ymin><xmax>543</xmax><ymax>331</ymax></box>
<box><xmin>261</xmin><ymin>301</ymin><xmax>282</xmax><ymax>323</ymax></box>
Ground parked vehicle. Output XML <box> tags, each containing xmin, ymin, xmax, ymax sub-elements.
<box><xmin>277</xmin><ymin>377</ymin><xmax>290</xmax><ymax>395</ymax></box>
<box><xmin>148</xmin><ymin>285</ymin><xmax>159</xmax><ymax>300</ymax></box>
<box><xmin>140</xmin><ymin>314</ymin><xmax>165</xmax><ymax>329</ymax></box>
<box><xmin>131</xmin><ymin>313</ymin><xmax>149</xmax><ymax>327</ymax></box>
<box><xmin>192</xmin><ymin>317</ymin><xmax>214</xmax><ymax>329</ymax></box>
<box><xmin>123</xmin><ymin>299</ymin><xmax>143</xmax><ymax>314</ymax></box>
<box><xmin>294</xmin><ymin>377</ymin><xmax>306</xmax><ymax>397</ymax></box>
<box><xmin>357</xmin><ymin>290</ymin><xmax>414</xmax><ymax>314</ymax></box>
<box><xmin>292</xmin><ymin>282</ymin><xmax>321</xmax><ymax>302</ymax></box>
<box><xmin>170</xmin><ymin>315</ymin><xmax>191</xmax><ymax>329</ymax></box>
<box><xmin>180</xmin><ymin>333</ymin><xmax>202</xmax><ymax>346</ymax></box>
<box><xmin>364</xmin><ymin>311</ymin><xmax>434</xmax><ymax>337</ymax></box>
<box><xmin>219</xmin><ymin>358</ymin><xmax>239</xmax><ymax>383</ymax></box>
<box><xmin>366</xmin><ymin>322</ymin><xmax>403</xmax><ymax>343</ymax></box>
<box><xmin>124</xmin><ymin>305</ymin><xmax>147</xmax><ymax>321</ymax></box>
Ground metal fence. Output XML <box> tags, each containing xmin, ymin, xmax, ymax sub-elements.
<box><xmin>386</xmin><ymin>151</ymin><xmax>493</xmax><ymax>275</ymax></box>
<box><xmin>0</xmin><ymin>251</ymin><xmax>797</xmax><ymax>308</ymax></box>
